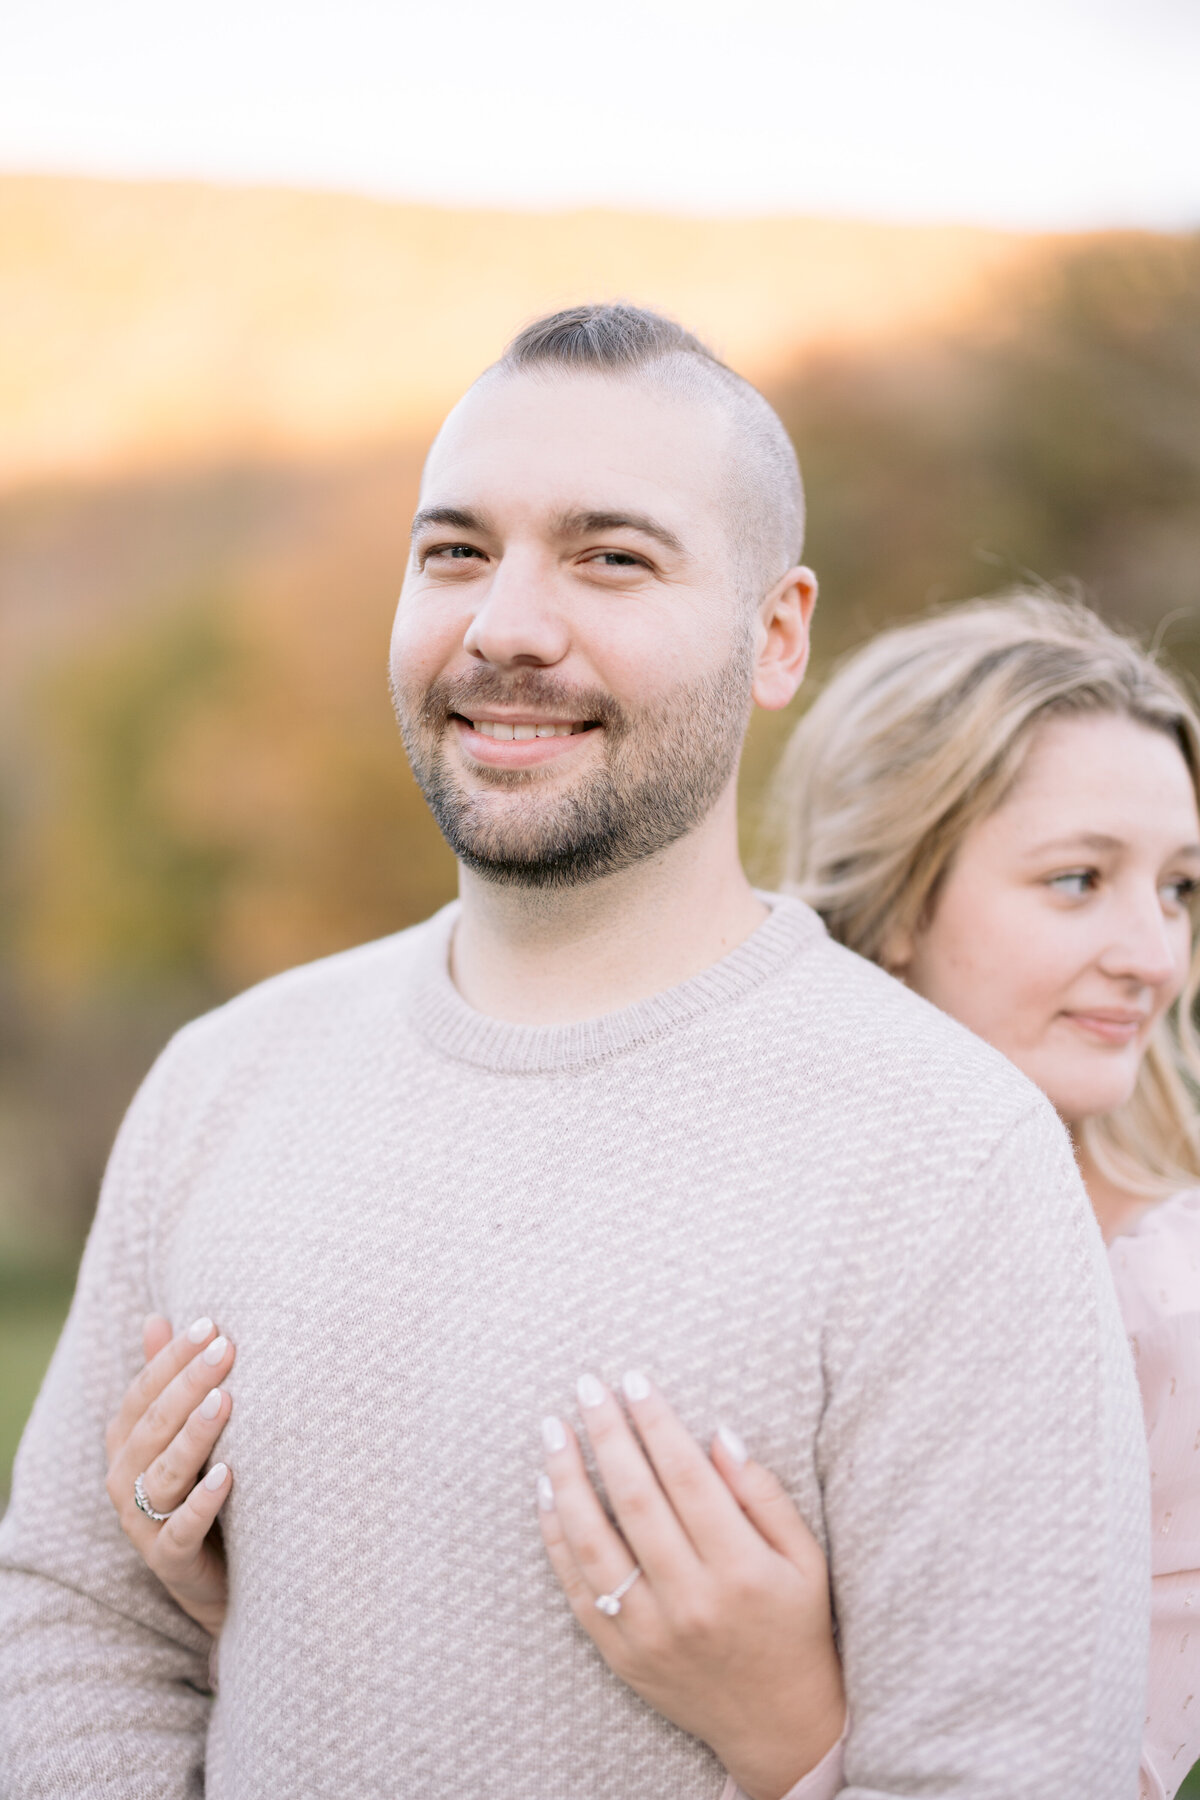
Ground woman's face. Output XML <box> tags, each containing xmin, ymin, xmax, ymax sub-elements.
<box><xmin>893</xmin><ymin>713</ymin><xmax>1200</xmax><ymax>1125</ymax></box>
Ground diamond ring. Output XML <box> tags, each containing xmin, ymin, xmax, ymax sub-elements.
<box><xmin>133</xmin><ymin>1472</ymin><xmax>176</xmax><ymax>1522</ymax></box>
<box><xmin>594</xmin><ymin>1564</ymin><xmax>642</xmax><ymax>1617</ymax></box>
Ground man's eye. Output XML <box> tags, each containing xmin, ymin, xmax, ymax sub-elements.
<box><xmin>589</xmin><ymin>550</ymin><xmax>643</xmax><ymax>568</ymax></box>
<box><xmin>1048</xmin><ymin>870</ymin><xmax>1097</xmax><ymax>897</ymax></box>
<box><xmin>427</xmin><ymin>543</ymin><xmax>484</xmax><ymax>562</ymax></box>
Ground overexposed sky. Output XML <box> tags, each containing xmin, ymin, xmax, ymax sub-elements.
<box><xmin>4</xmin><ymin>0</ymin><xmax>1199</xmax><ymax>228</ymax></box>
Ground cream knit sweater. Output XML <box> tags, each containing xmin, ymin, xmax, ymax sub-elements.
<box><xmin>0</xmin><ymin>896</ymin><xmax>1148</xmax><ymax>1798</ymax></box>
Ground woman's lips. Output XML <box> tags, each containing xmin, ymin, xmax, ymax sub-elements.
<box><xmin>452</xmin><ymin>716</ymin><xmax>600</xmax><ymax>769</ymax></box>
<box><xmin>1060</xmin><ymin>1011</ymin><xmax>1149</xmax><ymax>1045</ymax></box>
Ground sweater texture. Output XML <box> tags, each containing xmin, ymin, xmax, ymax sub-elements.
<box><xmin>0</xmin><ymin>895</ymin><xmax>1149</xmax><ymax>1797</ymax></box>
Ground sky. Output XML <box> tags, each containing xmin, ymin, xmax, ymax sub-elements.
<box><xmin>3</xmin><ymin>0</ymin><xmax>1199</xmax><ymax>229</ymax></box>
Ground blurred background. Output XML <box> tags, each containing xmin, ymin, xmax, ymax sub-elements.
<box><xmin>2</xmin><ymin>7</ymin><xmax>1199</xmax><ymax>1711</ymax></box>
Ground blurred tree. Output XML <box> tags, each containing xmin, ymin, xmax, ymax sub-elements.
<box><xmin>0</xmin><ymin>454</ymin><xmax>456</xmax><ymax>1252</ymax></box>
<box><xmin>738</xmin><ymin>230</ymin><xmax>1200</xmax><ymax>866</ymax></box>
<box><xmin>773</xmin><ymin>230</ymin><xmax>1200</xmax><ymax>663</ymax></box>
<box><xmin>5</xmin><ymin>228</ymin><xmax>1200</xmax><ymax>1257</ymax></box>
<box><xmin>22</xmin><ymin>600</ymin><xmax>244</xmax><ymax>996</ymax></box>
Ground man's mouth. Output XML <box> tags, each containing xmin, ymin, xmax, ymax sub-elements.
<box><xmin>462</xmin><ymin>717</ymin><xmax>594</xmax><ymax>741</ymax></box>
<box><xmin>449</xmin><ymin>713</ymin><xmax>603</xmax><ymax>767</ymax></box>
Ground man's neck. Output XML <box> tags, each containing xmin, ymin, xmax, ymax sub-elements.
<box><xmin>448</xmin><ymin>790</ymin><xmax>767</xmax><ymax>1026</ymax></box>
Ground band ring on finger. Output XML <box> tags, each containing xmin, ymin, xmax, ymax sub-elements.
<box><xmin>594</xmin><ymin>1563</ymin><xmax>642</xmax><ymax>1617</ymax></box>
<box><xmin>133</xmin><ymin>1471</ymin><xmax>177</xmax><ymax>1522</ymax></box>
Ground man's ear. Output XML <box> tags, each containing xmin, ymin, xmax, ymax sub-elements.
<box><xmin>751</xmin><ymin>566</ymin><xmax>817</xmax><ymax>712</ymax></box>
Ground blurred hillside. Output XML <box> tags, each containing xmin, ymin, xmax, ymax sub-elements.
<box><xmin>1</xmin><ymin>178</ymin><xmax>1199</xmax><ymax>1277</ymax></box>
<box><xmin>0</xmin><ymin>176</ymin><xmax>1030</xmax><ymax>484</ymax></box>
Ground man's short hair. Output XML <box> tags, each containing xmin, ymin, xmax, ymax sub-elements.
<box><xmin>492</xmin><ymin>303</ymin><xmax>805</xmax><ymax>603</ymax></box>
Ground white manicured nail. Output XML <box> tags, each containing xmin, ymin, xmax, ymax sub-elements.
<box><xmin>577</xmin><ymin>1373</ymin><xmax>605</xmax><ymax>1409</ymax></box>
<box><xmin>204</xmin><ymin>1462</ymin><xmax>228</xmax><ymax>1491</ymax></box>
<box><xmin>541</xmin><ymin>1416</ymin><xmax>567</xmax><ymax>1454</ymax></box>
<box><xmin>186</xmin><ymin>1317</ymin><xmax>214</xmax><ymax>1344</ymax></box>
<box><xmin>199</xmin><ymin>1388</ymin><xmax>223</xmax><ymax>1421</ymax></box>
<box><xmin>717</xmin><ymin>1424</ymin><xmax>748</xmax><ymax>1466</ymax></box>
<box><xmin>537</xmin><ymin>1474</ymin><xmax>556</xmax><ymax>1512</ymax></box>
<box><xmin>202</xmin><ymin>1335</ymin><xmax>228</xmax><ymax>1366</ymax></box>
<box><xmin>622</xmin><ymin>1369</ymin><xmax>651</xmax><ymax>1402</ymax></box>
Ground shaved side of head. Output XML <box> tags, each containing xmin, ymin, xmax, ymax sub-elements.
<box><xmin>482</xmin><ymin>303</ymin><xmax>805</xmax><ymax>606</ymax></box>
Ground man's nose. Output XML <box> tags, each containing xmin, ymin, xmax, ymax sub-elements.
<box><xmin>463</xmin><ymin>553</ymin><xmax>570</xmax><ymax>669</ymax></box>
<box><xmin>1099</xmin><ymin>887</ymin><xmax>1180</xmax><ymax>989</ymax></box>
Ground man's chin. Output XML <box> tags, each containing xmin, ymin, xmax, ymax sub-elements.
<box><xmin>429</xmin><ymin>785</ymin><xmax>635</xmax><ymax>889</ymax></box>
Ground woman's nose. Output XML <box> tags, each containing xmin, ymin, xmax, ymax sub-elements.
<box><xmin>1099</xmin><ymin>890</ymin><xmax>1181</xmax><ymax>989</ymax></box>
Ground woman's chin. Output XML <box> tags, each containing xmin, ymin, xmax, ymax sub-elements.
<box><xmin>1042</xmin><ymin>1071</ymin><xmax>1141</xmax><ymax>1129</ymax></box>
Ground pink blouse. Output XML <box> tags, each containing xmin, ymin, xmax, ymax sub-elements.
<box><xmin>1109</xmin><ymin>1190</ymin><xmax>1200</xmax><ymax>1800</ymax></box>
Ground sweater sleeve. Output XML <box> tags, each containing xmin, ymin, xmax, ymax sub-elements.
<box><xmin>817</xmin><ymin>1100</ymin><xmax>1149</xmax><ymax>1800</ymax></box>
<box><xmin>0</xmin><ymin>1045</ymin><xmax>212</xmax><ymax>1798</ymax></box>
<box><xmin>721</xmin><ymin>1727</ymin><xmax>847</xmax><ymax>1800</ymax></box>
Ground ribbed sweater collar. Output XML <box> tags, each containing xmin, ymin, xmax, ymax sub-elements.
<box><xmin>408</xmin><ymin>891</ymin><xmax>825</xmax><ymax>1075</ymax></box>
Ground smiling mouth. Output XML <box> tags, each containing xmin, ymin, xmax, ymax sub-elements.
<box><xmin>1061</xmin><ymin>1011</ymin><xmax>1149</xmax><ymax>1043</ymax></box>
<box><xmin>455</xmin><ymin>716</ymin><xmax>598</xmax><ymax>741</ymax></box>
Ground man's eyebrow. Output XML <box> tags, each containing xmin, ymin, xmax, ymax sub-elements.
<box><xmin>410</xmin><ymin>505</ymin><xmax>491</xmax><ymax>539</ymax></box>
<box><xmin>554</xmin><ymin>509</ymin><xmax>686</xmax><ymax>556</ymax></box>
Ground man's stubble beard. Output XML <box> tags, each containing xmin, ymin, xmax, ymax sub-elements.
<box><xmin>392</xmin><ymin>637</ymin><xmax>755</xmax><ymax>891</ymax></box>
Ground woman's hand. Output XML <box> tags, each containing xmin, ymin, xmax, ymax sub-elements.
<box><xmin>104</xmin><ymin>1313</ymin><xmax>235</xmax><ymax>1638</ymax></box>
<box><xmin>538</xmin><ymin>1373</ymin><xmax>844</xmax><ymax>1800</ymax></box>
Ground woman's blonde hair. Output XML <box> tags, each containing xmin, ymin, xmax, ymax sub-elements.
<box><xmin>774</xmin><ymin>590</ymin><xmax>1200</xmax><ymax>1196</ymax></box>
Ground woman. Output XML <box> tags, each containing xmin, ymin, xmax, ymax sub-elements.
<box><xmin>107</xmin><ymin>593</ymin><xmax>1200</xmax><ymax>1799</ymax></box>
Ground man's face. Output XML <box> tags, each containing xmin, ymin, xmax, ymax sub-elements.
<box><xmin>390</xmin><ymin>370</ymin><xmax>758</xmax><ymax>887</ymax></box>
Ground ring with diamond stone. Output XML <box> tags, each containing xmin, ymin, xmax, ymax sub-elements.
<box><xmin>133</xmin><ymin>1471</ymin><xmax>177</xmax><ymax>1523</ymax></box>
<box><xmin>594</xmin><ymin>1564</ymin><xmax>642</xmax><ymax>1617</ymax></box>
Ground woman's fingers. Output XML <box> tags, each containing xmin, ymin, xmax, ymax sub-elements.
<box><xmin>570</xmin><ymin>1377</ymin><xmax>699</xmax><ymax>1586</ymax></box>
<box><xmin>106</xmin><ymin>1315</ymin><xmax>221</xmax><ymax>1460</ymax></box>
<box><xmin>145</xmin><ymin>1462</ymin><xmax>232</xmax><ymax>1638</ymax></box>
<box><xmin>535</xmin><ymin>1475</ymin><xmax>612</xmax><ymax>1635</ymax></box>
<box><xmin>615</xmin><ymin>1372</ymin><xmax>757</xmax><ymax>1562</ymax></box>
<box><xmin>539</xmin><ymin>1413</ymin><xmax>653</xmax><ymax>1614</ymax></box>
<box><xmin>108</xmin><ymin>1327</ymin><xmax>235</xmax><ymax>1508</ymax></box>
<box><xmin>128</xmin><ymin>1334</ymin><xmax>235</xmax><ymax>1470</ymax></box>
<box><xmin>156</xmin><ymin>1461</ymin><xmax>232</xmax><ymax>1571</ymax></box>
<box><xmin>101</xmin><ymin>1311</ymin><xmax>235</xmax><ymax>1641</ymax></box>
<box><xmin>139</xmin><ymin>1386</ymin><xmax>233</xmax><ymax>1516</ymax></box>
<box><xmin>142</xmin><ymin>1314</ymin><xmax>174</xmax><ymax>1365</ymax></box>
<box><xmin>710</xmin><ymin>1431</ymin><xmax>829</xmax><ymax>1582</ymax></box>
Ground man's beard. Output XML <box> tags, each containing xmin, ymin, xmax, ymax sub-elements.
<box><xmin>392</xmin><ymin>643</ymin><xmax>754</xmax><ymax>890</ymax></box>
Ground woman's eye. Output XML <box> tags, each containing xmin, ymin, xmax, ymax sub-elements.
<box><xmin>1162</xmin><ymin>875</ymin><xmax>1200</xmax><ymax>908</ymax></box>
<box><xmin>1048</xmin><ymin>870</ymin><xmax>1098</xmax><ymax>898</ymax></box>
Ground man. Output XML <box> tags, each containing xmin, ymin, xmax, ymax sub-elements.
<box><xmin>0</xmin><ymin>305</ymin><xmax>1147</xmax><ymax>1796</ymax></box>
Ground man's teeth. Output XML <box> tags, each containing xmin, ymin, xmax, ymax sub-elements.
<box><xmin>470</xmin><ymin>720</ymin><xmax>582</xmax><ymax>740</ymax></box>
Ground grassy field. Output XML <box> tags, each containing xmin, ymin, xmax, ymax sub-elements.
<box><xmin>0</xmin><ymin>1265</ymin><xmax>75</xmax><ymax>1504</ymax></box>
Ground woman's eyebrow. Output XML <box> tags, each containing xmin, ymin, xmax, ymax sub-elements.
<box><xmin>1026</xmin><ymin>831</ymin><xmax>1200</xmax><ymax>858</ymax></box>
<box><xmin>553</xmin><ymin>509</ymin><xmax>685</xmax><ymax>555</ymax></box>
<box><xmin>1026</xmin><ymin>832</ymin><xmax>1126</xmax><ymax>855</ymax></box>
